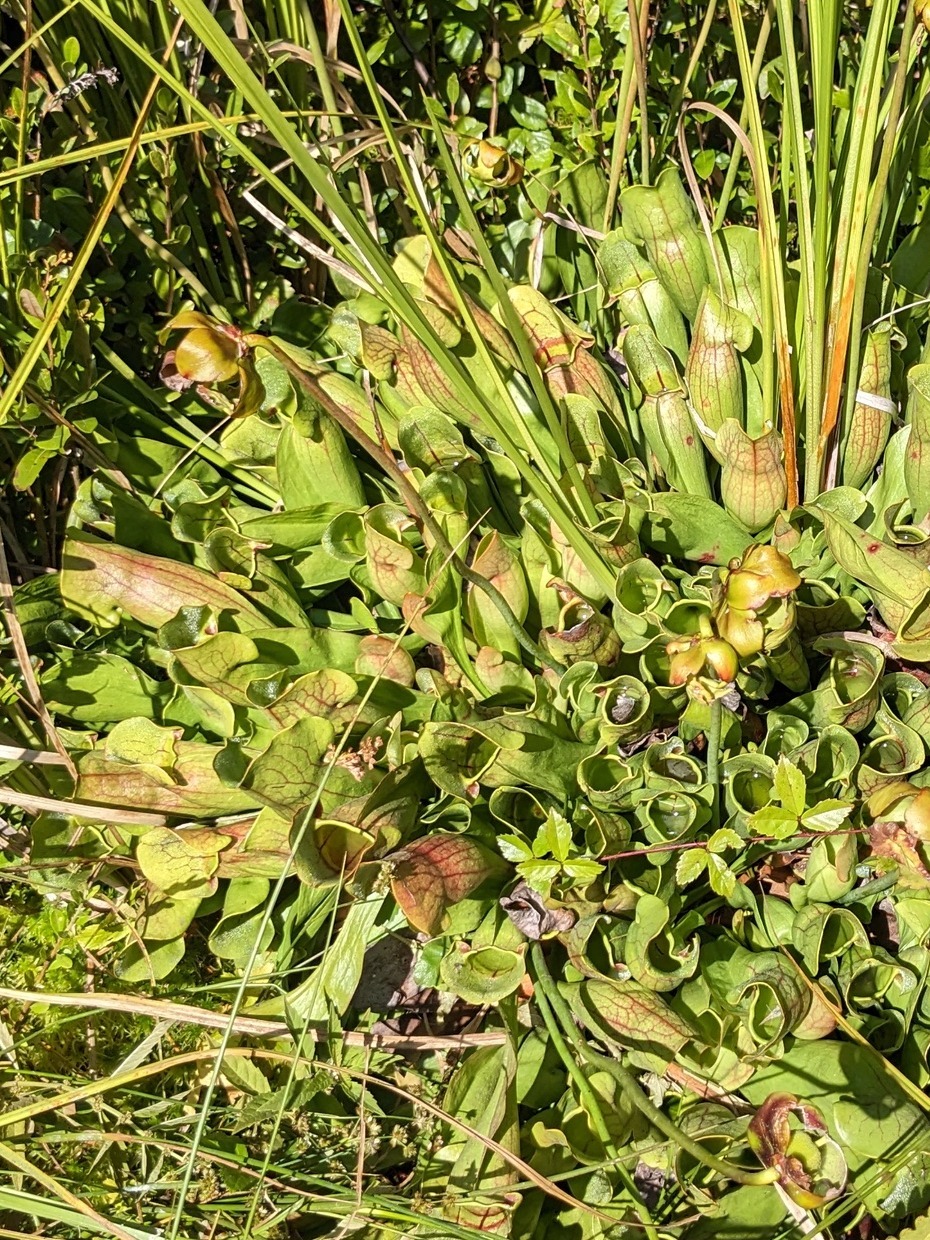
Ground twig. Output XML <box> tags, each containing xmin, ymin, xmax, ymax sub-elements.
<box><xmin>241</xmin><ymin>187</ymin><xmax>374</xmax><ymax>292</ymax></box>
<box><xmin>0</xmin><ymin>531</ymin><xmax>76</xmax><ymax>779</ymax></box>
<box><xmin>0</xmin><ymin>786</ymin><xmax>167</xmax><ymax>828</ymax></box>
<box><xmin>0</xmin><ymin>987</ymin><xmax>509</xmax><ymax>1052</ymax></box>
<box><xmin>0</xmin><ymin>743</ymin><xmax>69</xmax><ymax>765</ymax></box>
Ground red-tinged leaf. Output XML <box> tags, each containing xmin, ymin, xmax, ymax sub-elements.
<box><xmin>685</xmin><ymin>288</ymin><xmax>753</xmax><ymax>442</ymax></box>
<box><xmin>748</xmin><ymin>1093</ymin><xmax>847</xmax><ymax>1208</ymax></box>
<box><xmin>214</xmin><ymin>810</ymin><xmax>291</xmax><ymax>880</ymax></box>
<box><xmin>508</xmin><ymin>285</ymin><xmax>589</xmax><ymax>370</ymax></box>
<box><xmin>362</xmin><ymin>508</ymin><xmax>427</xmax><ymax>607</ymax></box>
<box><xmin>265</xmin><ymin>668</ymin><xmax>359</xmax><ymax>729</ymax></box>
<box><xmin>567</xmin><ymin>976</ymin><xmax>699</xmax><ymax>1067</ymax></box>
<box><xmin>390</xmin><ymin>834</ymin><xmax>501</xmax><ymax>935</ymax></box>
<box><xmin>77</xmin><ymin>741</ymin><xmax>261</xmax><ymax>818</ymax></box>
<box><xmin>444</xmin><ymin>1196</ymin><xmax>523</xmax><ymax>1234</ymax></box>
<box><xmin>716</xmin><ymin>422</ymin><xmax>787</xmax><ymax>534</ymax></box>
<box><xmin>355</xmin><ymin>635</ymin><xmax>417</xmax><ymax>686</ymax></box>
<box><xmin>61</xmin><ymin>532</ymin><xmax>269</xmax><ymax>631</ymax></box>
<box><xmin>843</xmin><ymin>324</ymin><xmax>893</xmax><ymax>490</ymax></box>
<box><xmin>242</xmin><ymin>715</ymin><xmax>381</xmax><ymax>818</ymax></box>
<box><xmin>392</xmin><ymin>328</ymin><xmax>481</xmax><ymax>425</ymax></box>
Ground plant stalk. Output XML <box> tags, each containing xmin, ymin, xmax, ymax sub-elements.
<box><xmin>532</xmin><ymin>971</ymin><xmax>659</xmax><ymax>1240</ymax></box>
<box><xmin>706</xmin><ymin>696</ymin><xmax>723</xmax><ymax>824</ymax></box>
<box><xmin>834</xmin><ymin>3</ymin><xmax>918</xmax><ymax>490</ymax></box>
<box><xmin>530</xmin><ymin>944</ymin><xmax>778</xmax><ymax>1189</ymax></box>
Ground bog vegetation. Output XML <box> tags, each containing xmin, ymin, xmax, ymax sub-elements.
<box><xmin>5</xmin><ymin>1</ymin><xmax>930</xmax><ymax>1237</ymax></box>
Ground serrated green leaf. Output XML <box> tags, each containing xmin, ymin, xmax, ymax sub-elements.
<box><xmin>676</xmin><ymin>847</ymin><xmax>708</xmax><ymax>887</ymax></box>
<box><xmin>516</xmin><ymin>859</ymin><xmax>562</xmax><ymax>892</ymax></box>
<box><xmin>706</xmin><ymin>827</ymin><xmax>743</xmax><ymax>854</ymax></box>
<box><xmin>706</xmin><ymin>853</ymin><xmax>737</xmax><ymax>897</ymax></box>
<box><xmin>497</xmin><ymin>834</ymin><xmax>532</xmax><ymax>863</ymax></box>
<box><xmin>749</xmin><ymin>805</ymin><xmax>801</xmax><ymax>840</ymax></box>
<box><xmin>802</xmin><ymin>799</ymin><xmax>854</xmax><ymax>832</ymax></box>
<box><xmin>536</xmin><ymin>808</ymin><xmax>572</xmax><ymax>862</ymax></box>
<box><xmin>774</xmin><ymin>757</ymin><xmax>806</xmax><ymax>817</ymax></box>
<box><xmin>562</xmin><ymin>858</ymin><xmax>604</xmax><ymax>886</ymax></box>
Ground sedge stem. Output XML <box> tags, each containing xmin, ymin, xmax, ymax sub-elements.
<box><xmin>532</xmin><ymin>974</ymin><xmax>659</xmax><ymax>1240</ymax></box>
<box><xmin>706</xmin><ymin>697</ymin><xmax>723</xmax><ymax>824</ymax></box>
<box><xmin>530</xmin><ymin>944</ymin><xmax>778</xmax><ymax>1189</ymax></box>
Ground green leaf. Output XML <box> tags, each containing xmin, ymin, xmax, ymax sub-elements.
<box><xmin>285</xmin><ymin>895</ymin><xmax>386</xmax><ymax>1023</ymax></box>
<box><xmin>802</xmin><ymin>799</ymin><xmax>854</xmax><ymax>831</ymax></box>
<box><xmin>242</xmin><ymin>715</ymin><xmax>361</xmax><ymax>815</ymax></box>
<box><xmin>749</xmin><ymin>805</ymin><xmax>800</xmax><ymax>840</ymax></box>
<box><xmin>774</xmin><ymin>756</ymin><xmax>807</xmax><ymax>817</ymax></box>
<box><xmin>42</xmin><ymin>654</ymin><xmax>165</xmax><ymax>723</ymax></box>
<box><xmin>561</xmin><ymin>858</ymin><xmax>604</xmax><ymax>886</ymax></box>
<box><xmin>676</xmin><ymin>847</ymin><xmax>708</xmax><ymax>887</ymax></box>
<box><xmin>516</xmin><ymin>859</ymin><xmax>562</xmax><ymax>892</ymax></box>
<box><xmin>706</xmin><ymin>827</ymin><xmax>743</xmax><ymax>854</ymax></box>
<box><xmin>621</xmin><ymin>167</ymin><xmax>709</xmax><ymax>320</ymax></box>
<box><xmin>137</xmin><ymin>895</ymin><xmax>201</xmax><ymax>942</ymax></box>
<box><xmin>567</xmin><ymin>976</ymin><xmax>700</xmax><ymax>1067</ymax></box>
<box><xmin>706</xmin><ymin>853</ymin><xmax>737</xmax><ymax>897</ymax></box>
<box><xmin>136</xmin><ymin>826</ymin><xmax>231</xmax><ymax>900</ymax></box>
<box><xmin>624</xmin><ymin>894</ymin><xmax>700</xmax><ymax>992</ymax></box>
<box><xmin>816</xmin><ymin>507</ymin><xmax>930</xmax><ymax>629</ymax></box>
<box><xmin>209</xmin><ymin>878</ymin><xmax>274</xmax><ymax>966</ymax></box>
<box><xmin>440</xmin><ymin>942</ymin><xmax>527</xmax><ymax>1005</ymax></box>
<box><xmin>116</xmin><ymin>937</ymin><xmax>186</xmax><ymax>984</ymax></box>
<box><xmin>702</xmin><ymin>942</ymin><xmax>809</xmax><ymax>1050</ymax></box>
<box><xmin>535</xmin><ymin>808</ymin><xmax>572</xmax><ymax>862</ymax></box>
<box><xmin>276</xmin><ymin>418</ymin><xmax>366</xmax><ymax>509</ymax></box>
<box><xmin>497</xmin><ymin>834</ymin><xmax>533</xmax><ymax>863</ymax></box>
<box><xmin>425</xmin><ymin>1040</ymin><xmax>520</xmax><ymax>1226</ymax></box>
<box><xmin>640</xmin><ymin>493</ymin><xmax>753</xmax><ymax>565</ymax></box>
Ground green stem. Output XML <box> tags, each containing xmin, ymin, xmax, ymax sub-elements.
<box><xmin>531</xmin><ymin>962</ymin><xmax>658</xmax><ymax>1240</ymax></box>
<box><xmin>713</xmin><ymin>4</ymin><xmax>773</xmax><ymax>230</ymax></box>
<box><xmin>530</xmin><ymin>944</ymin><xmax>778</xmax><ymax>1189</ymax></box>
<box><xmin>602</xmin><ymin>32</ymin><xmax>638</xmax><ymax>230</ymax></box>
<box><xmin>837</xmin><ymin>6</ymin><xmax>918</xmax><ymax>488</ymax></box>
<box><xmin>706</xmin><ymin>697</ymin><xmax>723</xmax><ymax>824</ymax></box>
<box><xmin>627</xmin><ymin>0</ymin><xmax>650</xmax><ymax>185</ymax></box>
<box><xmin>656</xmin><ymin>0</ymin><xmax>718</xmax><ymax>167</ymax></box>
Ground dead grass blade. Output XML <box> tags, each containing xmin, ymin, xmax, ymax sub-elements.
<box><xmin>0</xmin><ymin>987</ymin><xmax>510</xmax><ymax>1051</ymax></box>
